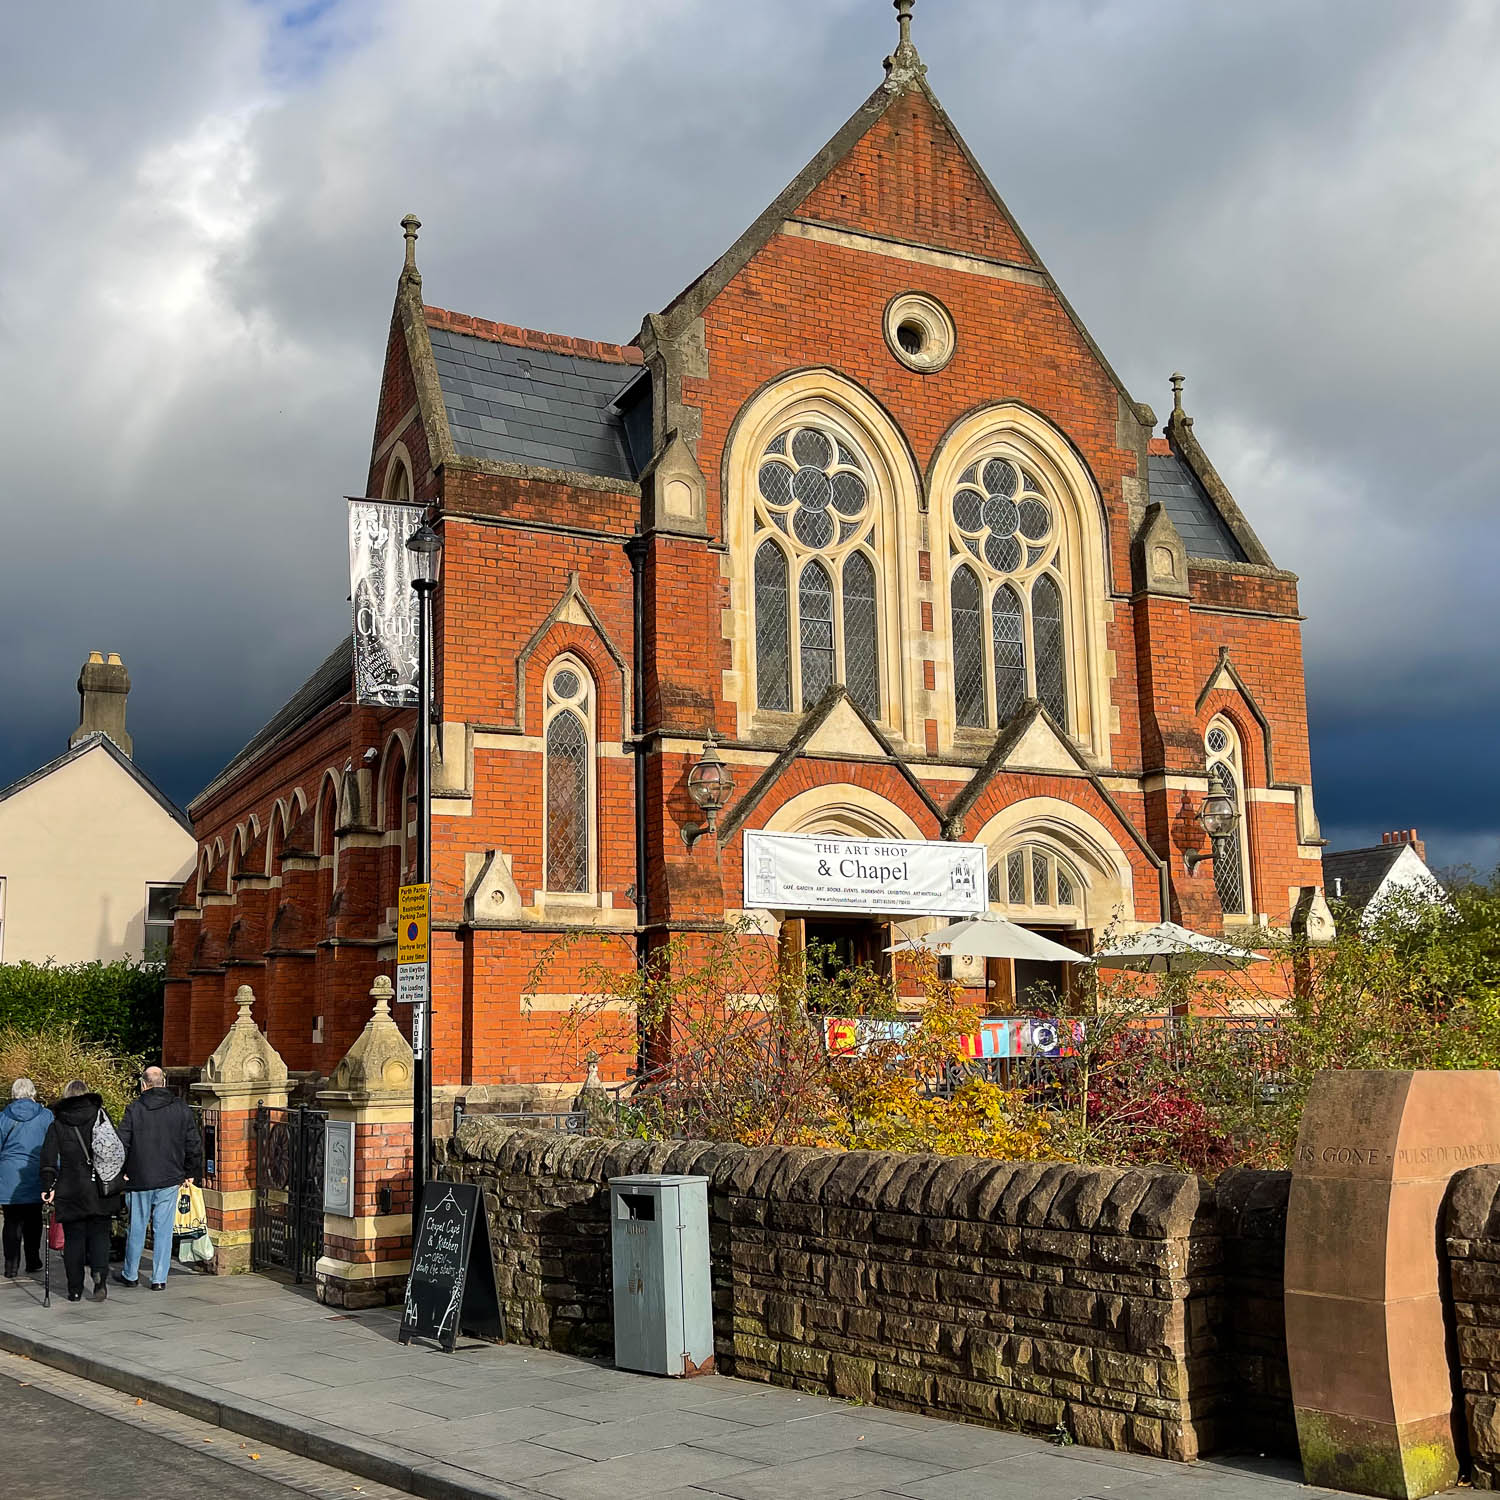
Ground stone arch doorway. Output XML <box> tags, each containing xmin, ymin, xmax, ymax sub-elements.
<box><xmin>758</xmin><ymin>785</ymin><xmax>930</xmax><ymax>997</ymax></box>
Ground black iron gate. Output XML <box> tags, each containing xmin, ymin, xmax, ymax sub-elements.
<box><xmin>253</xmin><ymin>1105</ymin><xmax>326</xmax><ymax>1282</ymax></box>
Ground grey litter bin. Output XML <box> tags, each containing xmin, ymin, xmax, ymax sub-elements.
<box><xmin>608</xmin><ymin>1174</ymin><xmax>713</xmax><ymax>1376</ymax></box>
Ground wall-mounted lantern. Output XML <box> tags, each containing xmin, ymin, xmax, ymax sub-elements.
<box><xmin>683</xmin><ymin>737</ymin><xmax>735</xmax><ymax>848</ymax></box>
<box><xmin>1184</xmin><ymin>769</ymin><xmax>1240</xmax><ymax>875</ymax></box>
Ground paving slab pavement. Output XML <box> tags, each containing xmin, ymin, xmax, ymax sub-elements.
<box><xmin>0</xmin><ymin>1265</ymin><xmax>1461</xmax><ymax>1499</ymax></box>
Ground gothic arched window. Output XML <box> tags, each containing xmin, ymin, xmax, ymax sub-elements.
<box><xmin>1205</xmin><ymin>718</ymin><xmax>1250</xmax><ymax>916</ymax></box>
<box><xmin>948</xmin><ymin>456</ymin><xmax>1070</xmax><ymax>732</ymax></box>
<box><xmin>544</xmin><ymin>661</ymin><xmax>593</xmax><ymax>894</ymax></box>
<box><xmin>752</xmin><ymin>422</ymin><xmax>883</xmax><ymax>717</ymax></box>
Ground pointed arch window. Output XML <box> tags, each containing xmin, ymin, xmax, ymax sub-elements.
<box><xmin>1205</xmin><ymin>719</ymin><xmax>1250</xmax><ymax>916</ymax></box>
<box><xmin>544</xmin><ymin>660</ymin><xmax>594</xmax><ymax>895</ymax></box>
<box><xmin>948</xmin><ymin>455</ymin><xmax>1069</xmax><ymax>732</ymax></box>
<box><xmin>752</xmin><ymin>422</ymin><xmax>885</xmax><ymax>717</ymax></box>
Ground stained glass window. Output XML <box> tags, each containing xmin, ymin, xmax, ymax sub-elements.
<box><xmin>992</xmin><ymin>585</ymin><xmax>1026</xmax><ymax>726</ymax></box>
<box><xmin>799</xmin><ymin>560</ymin><xmax>835</xmax><ymax>705</ymax></box>
<box><xmin>1032</xmin><ymin>573</ymin><xmax>1067</xmax><ymax>729</ymax></box>
<box><xmin>545</xmin><ymin>708</ymin><xmax>589</xmax><ymax>893</ymax></box>
<box><xmin>1032</xmin><ymin>848</ymin><xmax>1050</xmax><ymax>905</ymax></box>
<box><xmin>842</xmin><ymin>551</ymin><xmax>880</xmax><ymax>718</ymax></box>
<box><xmin>1007</xmin><ymin>850</ymin><xmax>1026</xmax><ymax>905</ymax></box>
<box><xmin>754</xmin><ymin>541</ymin><xmax>790</xmax><ymax>711</ymax></box>
<box><xmin>951</xmin><ymin>566</ymin><xmax>985</xmax><ymax>728</ymax></box>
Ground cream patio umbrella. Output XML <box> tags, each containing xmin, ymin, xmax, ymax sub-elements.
<box><xmin>1093</xmin><ymin>921</ymin><xmax>1266</xmax><ymax>974</ymax></box>
<box><xmin>887</xmin><ymin>912</ymin><xmax>1090</xmax><ymax>964</ymax></box>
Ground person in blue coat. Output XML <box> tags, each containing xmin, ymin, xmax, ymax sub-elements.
<box><xmin>0</xmin><ymin>1079</ymin><xmax>54</xmax><ymax>1276</ymax></box>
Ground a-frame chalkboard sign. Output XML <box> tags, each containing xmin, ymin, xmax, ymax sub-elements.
<box><xmin>399</xmin><ymin>1181</ymin><xmax>504</xmax><ymax>1352</ymax></box>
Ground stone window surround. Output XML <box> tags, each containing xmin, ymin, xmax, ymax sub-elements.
<box><xmin>932</xmin><ymin>406</ymin><xmax>1111</xmax><ymax>761</ymax></box>
<box><xmin>724</xmin><ymin>381</ymin><xmax>1112</xmax><ymax>762</ymax></box>
<box><xmin>725</xmin><ymin>373</ymin><xmax>914</xmax><ymax>745</ymax></box>
<box><xmin>1205</xmin><ymin>713</ymin><xmax>1254</xmax><ymax>921</ymax></box>
<box><xmin>540</xmin><ymin>653</ymin><xmax>597</xmax><ymax>902</ymax></box>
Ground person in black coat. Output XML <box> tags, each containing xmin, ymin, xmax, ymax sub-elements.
<box><xmin>40</xmin><ymin>1081</ymin><xmax>123</xmax><ymax>1302</ymax></box>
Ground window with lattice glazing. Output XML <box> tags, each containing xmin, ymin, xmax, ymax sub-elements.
<box><xmin>753</xmin><ymin>423</ymin><xmax>882</xmax><ymax>718</ymax></box>
<box><xmin>990</xmin><ymin>844</ymin><xmax>1084</xmax><ymax>918</ymax></box>
<box><xmin>949</xmin><ymin>455</ymin><xmax>1069</xmax><ymax>731</ymax></box>
<box><xmin>544</xmin><ymin>661</ymin><xmax>593</xmax><ymax>894</ymax></box>
<box><xmin>1205</xmin><ymin>718</ymin><xmax>1250</xmax><ymax>916</ymax></box>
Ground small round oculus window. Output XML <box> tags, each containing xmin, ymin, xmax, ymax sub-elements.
<box><xmin>884</xmin><ymin>292</ymin><xmax>956</xmax><ymax>373</ymax></box>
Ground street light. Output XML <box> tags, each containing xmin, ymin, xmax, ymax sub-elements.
<box><xmin>405</xmin><ymin>522</ymin><xmax>441</xmax><ymax>1206</ymax></box>
<box><xmin>1184</xmin><ymin>770</ymin><xmax>1240</xmax><ymax>875</ymax></box>
<box><xmin>682</xmin><ymin>737</ymin><xmax>735</xmax><ymax>847</ymax></box>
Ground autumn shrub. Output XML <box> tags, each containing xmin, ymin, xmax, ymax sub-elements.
<box><xmin>536</xmin><ymin>929</ymin><xmax>1054</xmax><ymax>1158</ymax></box>
<box><xmin>0</xmin><ymin>1025</ymin><xmax>143</xmax><ymax>1120</ymax></box>
<box><xmin>538</xmin><ymin>870</ymin><xmax>1500</xmax><ymax>1175</ymax></box>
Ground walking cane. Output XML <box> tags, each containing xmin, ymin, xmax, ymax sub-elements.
<box><xmin>42</xmin><ymin>1200</ymin><xmax>52</xmax><ymax>1309</ymax></box>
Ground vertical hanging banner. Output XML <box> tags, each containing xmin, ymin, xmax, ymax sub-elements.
<box><xmin>348</xmin><ymin>500</ymin><xmax>424</xmax><ymax>707</ymax></box>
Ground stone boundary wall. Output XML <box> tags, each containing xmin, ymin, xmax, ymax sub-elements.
<box><xmin>1213</xmin><ymin>1168</ymin><xmax>1295</xmax><ymax>1456</ymax></box>
<box><xmin>441</xmin><ymin>1124</ymin><xmax>1305</xmax><ymax>1462</ymax></box>
<box><xmin>1445</xmin><ymin>1164</ymin><xmax>1500</xmax><ymax>1487</ymax></box>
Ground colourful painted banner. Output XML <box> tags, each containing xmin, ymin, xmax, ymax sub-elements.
<box><xmin>823</xmin><ymin>1015</ymin><xmax>1081</xmax><ymax>1060</ymax></box>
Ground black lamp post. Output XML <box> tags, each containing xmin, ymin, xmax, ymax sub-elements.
<box><xmin>682</xmin><ymin>737</ymin><xmax>735</xmax><ymax>847</ymax></box>
<box><xmin>405</xmin><ymin>522</ymin><xmax>441</xmax><ymax>1205</ymax></box>
<box><xmin>1184</xmin><ymin>770</ymin><xmax>1240</xmax><ymax>875</ymax></box>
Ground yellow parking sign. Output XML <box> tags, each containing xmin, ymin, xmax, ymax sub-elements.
<box><xmin>397</xmin><ymin>884</ymin><xmax>430</xmax><ymax>965</ymax></box>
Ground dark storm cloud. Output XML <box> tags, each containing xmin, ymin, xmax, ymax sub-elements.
<box><xmin>1</xmin><ymin>0</ymin><xmax>1495</xmax><ymax>871</ymax></box>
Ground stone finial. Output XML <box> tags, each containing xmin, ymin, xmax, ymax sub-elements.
<box><xmin>201</xmin><ymin>986</ymin><xmax>288</xmax><ymax>1088</ymax></box>
<box><xmin>883</xmin><ymin>0</ymin><xmax>927</xmax><ymax>88</ymax></box>
<box><xmin>325</xmin><ymin>975</ymin><xmax>414</xmax><ymax>1099</ymax></box>
<box><xmin>400</xmin><ymin>213</ymin><xmax>422</xmax><ymax>285</ymax></box>
<box><xmin>1170</xmin><ymin>372</ymin><xmax>1185</xmax><ymax>414</ymax></box>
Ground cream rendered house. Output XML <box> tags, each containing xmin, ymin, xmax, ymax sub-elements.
<box><xmin>0</xmin><ymin>654</ymin><xmax>196</xmax><ymax>964</ymax></box>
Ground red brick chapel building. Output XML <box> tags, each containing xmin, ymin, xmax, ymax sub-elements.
<box><xmin>164</xmin><ymin>5</ymin><xmax>1327</xmax><ymax>1098</ymax></box>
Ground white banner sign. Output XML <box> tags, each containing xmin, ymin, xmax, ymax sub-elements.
<box><xmin>396</xmin><ymin>963</ymin><xmax>427</xmax><ymax>1006</ymax></box>
<box><xmin>743</xmin><ymin>830</ymin><xmax>986</xmax><ymax>917</ymax></box>
<box><xmin>348</xmin><ymin>500</ymin><xmax>424</xmax><ymax>707</ymax></box>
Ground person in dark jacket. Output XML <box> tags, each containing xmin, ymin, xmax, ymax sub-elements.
<box><xmin>115</xmin><ymin>1066</ymin><xmax>202</xmax><ymax>1290</ymax></box>
<box><xmin>39</xmin><ymin>1080</ymin><xmax>123</xmax><ymax>1302</ymax></box>
<box><xmin>0</xmin><ymin>1079</ymin><xmax>53</xmax><ymax>1276</ymax></box>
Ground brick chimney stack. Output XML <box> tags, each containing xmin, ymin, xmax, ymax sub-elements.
<box><xmin>1381</xmin><ymin>827</ymin><xmax>1426</xmax><ymax>863</ymax></box>
<box><xmin>71</xmin><ymin>651</ymin><xmax>132</xmax><ymax>758</ymax></box>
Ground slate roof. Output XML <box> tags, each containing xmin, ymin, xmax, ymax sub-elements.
<box><xmin>427</xmin><ymin>325</ymin><xmax>642</xmax><ymax>481</ymax></box>
<box><xmin>190</xmin><ymin>637</ymin><xmax>353</xmax><ymax>814</ymax></box>
<box><xmin>1322</xmin><ymin>844</ymin><xmax>1406</xmax><ymax>910</ymax></box>
<box><xmin>1148</xmin><ymin>452</ymin><xmax>1248</xmax><ymax>563</ymax></box>
<box><xmin>0</xmin><ymin>733</ymin><xmax>191</xmax><ymax>833</ymax></box>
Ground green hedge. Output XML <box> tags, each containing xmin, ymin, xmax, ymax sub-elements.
<box><xmin>0</xmin><ymin>959</ymin><xmax>164</xmax><ymax>1059</ymax></box>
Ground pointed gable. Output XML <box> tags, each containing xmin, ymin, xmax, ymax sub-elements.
<box><xmin>795</xmin><ymin>87</ymin><xmax>1035</xmax><ymax>267</ymax></box>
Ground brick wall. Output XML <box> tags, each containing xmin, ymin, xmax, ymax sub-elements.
<box><xmin>445</xmin><ymin>1124</ymin><xmax>1302</xmax><ymax>1464</ymax></box>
